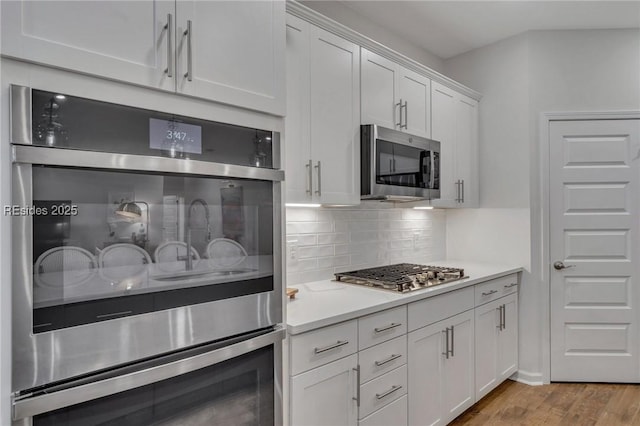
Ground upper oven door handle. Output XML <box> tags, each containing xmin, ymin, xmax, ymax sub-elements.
<box><xmin>12</xmin><ymin>145</ymin><xmax>285</xmax><ymax>182</ymax></box>
<box><xmin>12</xmin><ymin>326</ymin><xmax>285</xmax><ymax>420</ymax></box>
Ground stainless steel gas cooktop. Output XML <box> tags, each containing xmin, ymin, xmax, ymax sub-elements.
<box><xmin>334</xmin><ymin>263</ymin><xmax>467</xmax><ymax>293</ymax></box>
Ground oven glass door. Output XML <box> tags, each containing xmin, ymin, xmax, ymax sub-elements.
<box><xmin>30</xmin><ymin>165</ymin><xmax>274</xmax><ymax>333</ymax></box>
<box><xmin>375</xmin><ymin>140</ymin><xmax>431</xmax><ymax>188</ymax></box>
<box><xmin>33</xmin><ymin>344</ymin><xmax>275</xmax><ymax>426</ymax></box>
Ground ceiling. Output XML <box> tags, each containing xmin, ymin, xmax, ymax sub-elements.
<box><xmin>339</xmin><ymin>1</ymin><xmax>640</xmax><ymax>59</ymax></box>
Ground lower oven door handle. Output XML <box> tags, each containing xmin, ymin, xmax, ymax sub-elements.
<box><xmin>12</xmin><ymin>326</ymin><xmax>285</xmax><ymax>420</ymax></box>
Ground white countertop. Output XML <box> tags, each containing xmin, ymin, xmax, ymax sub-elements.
<box><xmin>286</xmin><ymin>260</ymin><xmax>523</xmax><ymax>335</ymax></box>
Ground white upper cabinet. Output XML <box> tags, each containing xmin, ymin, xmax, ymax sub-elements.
<box><xmin>285</xmin><ymin>14</ymin><xmax>360</xmax><ymax>205</ymax></box>
<box><xmin>1</xmin><ymin>0</ymin><xmax>175</xmax><ymax>92</ymax></box>
<box><xmin>175</xmin><ymin>0</ymin><xmax>285</xmax><ymax>115</ymax></box>
<box><xmin>397</xmin><ymin>68</ymin><xmax>431</xmax><ymax>138</ymax></box>
<box><xmin>1</xmin><ymin>0</ymin><xmax>286</xmax><ymax>115</ymax></box>
<box><xmin>431</xmin><ymin>81</ymin><xmax>479</xmax><ymax>208</ymax></box>
<box><xmin>361</xmin><ymin>49</ymin><xmax>398</xmax><ymax>130</ymax></box>
<box><xmin>361</xmin><ymin>48</ymin><xmax>430</xmax><ymax>138</ymax></box>
<box><xmin>285</xmin><ymin>15</ymin><xmax>312</xmax><ymax>203</ymax></box>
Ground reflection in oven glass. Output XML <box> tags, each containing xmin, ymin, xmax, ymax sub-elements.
<box><xmin>31</xmin><ymin>166</ymin><xmax>274</xmax><ymax>333</ymax></box>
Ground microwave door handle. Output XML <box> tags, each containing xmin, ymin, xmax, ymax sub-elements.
<box><xmin>430</xmin><ymin>152</ymin><xmax>435</xmax><ymax>189</ymax></box>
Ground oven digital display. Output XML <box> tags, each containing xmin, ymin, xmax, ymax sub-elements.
<box><xmin>149</xmin><ymin>118</ymin><xmax>202</xmax><ymax>156</ymax></box>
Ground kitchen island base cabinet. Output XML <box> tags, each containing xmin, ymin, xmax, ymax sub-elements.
<box><xmin>290</xmin><ymin>354</ymin><xmax>358</xmax><ymax>426</ymax></box>
<box><xmin>408</xmin><ymin>309</ymin><xmax>475</xmax><ymax>426</ymax></box>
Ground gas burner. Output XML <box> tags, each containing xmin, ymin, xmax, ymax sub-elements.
<box><xmin>334</xmin><ymin>263</ymin><xmax>467</xmax><ymax>293</ymax></box>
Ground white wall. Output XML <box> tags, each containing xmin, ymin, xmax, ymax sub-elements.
<box><xmin>286</xmin><ymin>206</ymin><xmax>446</xmax><ymax>285</ymax></box>
<box><xmin>300</xmin><ymin>0</ymin><xmax>445</xmax><ymax>73</ymax></box>
<box><xmin>444</xmin><ymin>28</ymin><xmax>640</xmax><ymax>382</ymax></box>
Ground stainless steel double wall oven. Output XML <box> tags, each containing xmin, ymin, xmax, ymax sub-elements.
<box><xmin>9</xmin><ymin>85</ymin><xmax>284</xmax><ymax>425</ymax></box>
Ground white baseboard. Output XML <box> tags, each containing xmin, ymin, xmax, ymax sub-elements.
<box><xmin>511</xmin><ymin>370</ymin><xmax>545</xmax><ymax>386</ymax></box>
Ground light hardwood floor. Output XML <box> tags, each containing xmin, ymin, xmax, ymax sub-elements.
<box><xmin>450</xmin><ymin>380</ymin><xmax>640</xmax><ymax>425</ymax></box>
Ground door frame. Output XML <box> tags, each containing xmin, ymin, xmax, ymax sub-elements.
<box><xmin>538</xmin><ymin>111</ymin><xmax>640</xmax><ymax>383</ymax></box>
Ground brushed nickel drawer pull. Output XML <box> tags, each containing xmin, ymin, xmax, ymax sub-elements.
<box><xmin>374</xmin><ymin>323</ymin><xmax>402</xmax><ymax>333</ymax></box>
<box><xmin>504</xmin><ymin>283</ymin><xmax>518</xmax><ymax>289</ymax></box>
<box><xmin>376</xmin><ymin>385</ymin><xmax>403</xmax><ymax>400</ymax></box>
<box><xmin>375</xmin><ymin>353</ymin><xmax>402</xmax><ymax>367</ymax></box>
<box><xmin>314</xmin><ymin>340</ymin><xmax>349</xmax><ymax>354</ymax></box>
<box><xmin>481</xmin><ymin>290</ymin><xmax>498</xmax><ymax>296</ymax></box>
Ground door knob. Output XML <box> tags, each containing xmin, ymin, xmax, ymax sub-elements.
<box><xmin>553</xmin><ymin>261</ymin><xmax>575</xmax><ymax>270</ymax></box>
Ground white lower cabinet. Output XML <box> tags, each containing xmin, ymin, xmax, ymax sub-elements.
<box><xmin>475</xmin><ymin>293</ymin><xmax>519</xmax><ymax>400</ymax></box>
<box><xmin>290</xmin><ymin>354</ymin><xmax>358</xmax><ymax>426</ymax></box>
<box><xmin>408</xmin><ymin>309</ymin><xmax>475</xmax><ymax>426</ymax></box>
<box><xmin>288</xmin><ymin>274</ymin><xmax>520</xmax><ymax>426</ymax></box>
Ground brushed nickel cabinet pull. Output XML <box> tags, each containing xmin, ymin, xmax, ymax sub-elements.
<box><xmin>305</xmin><ymin>160</ymin><xmax>313</xmax><ymax>194</ymax></box>
<box><xmin>184</xmin><ymin>20</ymin><xmax>193</xmax><ymax>81</ymax></box>
<box><xmin>374</xmin><ymin>353</ymin><xmax>402</xmax><ymax>367</ymax></box>
<box><xmin>482</xmin><ymin>290</ymin><xmax>498</xmax><ymax>296</ymax></box>
<box><xmin>374</xmin><ymin>322</ymin><xmax>402</xmax><ymax>333</ymax></box>
<box><xmin>352</xmin><ymin>365</ymin><xmax>361</xmax><ymax>406</ymax></box>
<box><xmin>442</xmin><ymin>328</ymin><xmax>450</xmax><ymax>359</ymax></box>
<box><xmin>164</xmin><ymin>14</ymin><xmax>173</xmax><ymax>77</ymax></box>
<box><xmin>314</xmin><ymin>340</ymin><xmax>348</xmax><ymax>354</ymax></box>
<box><xmin>376</xmin><ymin>385</ymin><xmax>403</xmax><ymax>400</ymax></box>
<box><xmin>401</xmin><ymin>100</ymin><xmax>408</xmax><ymax>129</ymax></box>
<box><xmin>314</xmin><ymin>161</ymin><xmax>322</xmax><ymax>196</ymax></box>
<box><xmin>504</xmin><ymin>283</ymin><xmax>518</xmax><ymax>289</ymax></box>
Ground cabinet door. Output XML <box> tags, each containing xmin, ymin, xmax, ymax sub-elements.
<box><xmin>443</xmin><ymin>309</ymin><xmax>475</xmax><ymax>423</ymax></box>
<box><xmin>455</xmin><ymin>95</ymin><xmax>479</xmax><ymax>207</ymax></box>
<box><xmin>498</xmin><ymin>293</ymin><xmax>519</xmax><ymax>380</ymax></box>
<box><xmin>290</xmin><ymin>354</ymin><xmax>358</xmax><ymax>426</ymax></box>
<box><xmin>309</xmin><ymin>27</ymin><xmax>360</xmax><ymax>205</ymax></box>
<box><xmin>361</xmin><ymin>48</ymin><xmax>398</xmax><ymax>130</ymax></box>
<box><xmin>474</xmin><ymin>299</ymin><xmax>501</xmax><ymax>400</ymax></box>
<box><xmin>284</xmin><ymin>14</ymin><xmax>312</xmax><ymax>204</ymax></box>
<box><xmin>1</xmin><ymin>0</ymin><xmax>175</xmax><ymax>92</ymax></box>
<box><xmin>430</xmin><ymin>82</ymin><xmax>457</xmax><ymax>207</ymax></box>
<box><xmin>176</xmin><ymin>0</ymin><xmax>286</xmax><ymax>115</ymax></box>
<box><xmin>398</xmin><ymin>68</ymin><xmax>431</xmax><ymax>138</ymax></box>
<box><xmin>408</xmin><ymin>321</ymin><xmax>445</xmax><ymax>426</ymax></box>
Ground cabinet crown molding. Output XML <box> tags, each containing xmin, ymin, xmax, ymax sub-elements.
<box><xmin>286</xmin><ymin>1</ymin><xmax>482</xmax><ymax>101</ymax></box>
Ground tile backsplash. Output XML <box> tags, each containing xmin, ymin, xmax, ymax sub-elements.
<box><xmin>285</xmin><ymin>206</ymin><xmax>446</xmax><ymax>285</ymax></box>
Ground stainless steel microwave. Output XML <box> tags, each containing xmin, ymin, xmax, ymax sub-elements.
<box><xmin>361</xmin><ymin>124</ymin><xmax>440</xmax><ymax>201</ymax></box>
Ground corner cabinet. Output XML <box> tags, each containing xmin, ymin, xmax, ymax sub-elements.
<box><xmin>1</xmin><ymin>0</ymin><xmax>286</xmax><ymax>115</ymax></box>
<box><xmin>361</xmin><ymin>48</ymin><xmax>431</xmax><ymax>138</ymax></box>
<box><xmin>431</xmin><ymin>82</ymin><xmax>479</xmax><ymax>208</ymax></box>
<box><xmin>285</xmin><ymin>14</ymin><xmax>360</xmax><ymax>205</ymax></box>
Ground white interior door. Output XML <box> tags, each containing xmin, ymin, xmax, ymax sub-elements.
<box><xmin>550</xmin><ymin>119</ymin><xmax>640</xmax><ymax>382</ymax></box>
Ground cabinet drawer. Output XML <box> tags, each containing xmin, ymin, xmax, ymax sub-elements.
<box><xmin>359</xmin><ymin>335</ymin><xmax>407</xmax><ymax>383</ymax></box>
<box><xmin>359</xmin><ymin>394</ymin><xmax>407</xmax><ymax>426</ymax></box>
<box><xmin>359</xmin><ymin>365</ymin><xmax>407</xmax><ymax>419</ymax></box>
<box><xmin>408</xmin><ymin>286</ymin><xmax>474</xmax><ymax>331</ymax></box>
<box><xmin>475</xmin><ymin>274</ymin><xmax>519</xmax><ymax>306</ymax></box>
<box><xmin>359</xmin><ymin>306</ymin><xmax>407</xmax><ymax>350</ymax></box>
<box><xmin>290</xmin><ymin>320</ymin><xmax>358</xmax><ymax>375</ymax></box>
